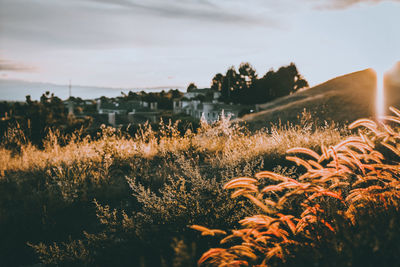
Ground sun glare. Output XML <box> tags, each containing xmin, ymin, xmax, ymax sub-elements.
<box><xmin>376</xmin><ymin>68</ymin><xmax>385</xmax><ymax>120</ymax></box>
<box><xmin>374</xmin><ymin>62</ymin><xmax>393</xmax><ymax>120</ymax></box>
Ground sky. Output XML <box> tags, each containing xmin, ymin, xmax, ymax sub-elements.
<box><xmin>0</xmin><ymin>0</ymin><xmax>400</xmax><ymax>98</ymax></box>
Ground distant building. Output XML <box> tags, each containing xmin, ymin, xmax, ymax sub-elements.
<box><xmin>173</xmin><ymin>99</ymin><xmax>191</xmax><ymax>114</ymax></box>
<box><xmin>63</xmin><ymin>98</ymin><xmax>97</xmax><ymax>116</ymax></box>
<box><xmin>128</xmin><ymin>110</ymin><xmax>159</xmax><ymax>124</ymax></box>
<box><xmin>97</xmin><ymin>100</ymin><xmax>142</xmax><ymax>115</ymax></box>
<box><xmin>173</xmin><ymin>88</ymin><xmax>242</xmax><ymax>123</ymax></box>
<box><xmin>184</xmin><ymin>88</ymin><xmax>219</xmax><ymax>99</ymax></box>
<box><xmin>96</xmin><ymin>99</ymin><xmax>161</xmax><ymax>126</ymax></box>
<box><xmin>182</xmin><ymin>101</ymin><xmax>241</xmax><ymax>122</ymax></box>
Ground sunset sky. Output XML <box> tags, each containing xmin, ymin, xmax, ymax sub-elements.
<box><xmin>0</xmin><ymin>0</ymin><xmax>399</xmax><ymax>93</ymax></box>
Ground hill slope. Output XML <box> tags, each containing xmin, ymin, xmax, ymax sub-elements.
<box><xmin>240</xmin><ymin>68</ymin><xmax>400</xmax><ymax>127</ymax></box>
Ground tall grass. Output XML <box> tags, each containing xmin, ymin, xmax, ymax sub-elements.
<box><xmin>194</xmin><ymin>107</ymin><xmax>400</xmax><ymax>267</ymax></box>
<box><xmin>0</xmin><ymin>113</ymin><xmax>345</xmax><ymax>266</ymax></box>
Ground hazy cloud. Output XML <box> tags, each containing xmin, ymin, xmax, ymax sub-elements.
<box><xmin>84</xmin><ymin>0</ymin><xmax>269</xmax><ymax>24</ymax></box>
<box><xmin>0</xmin><ymin>59</ymin><xmax>36</xmax><ymax>72</ymax></box>
<box><xmin>1</xmin><ymin>0</ymin><xmax>398</xmax><ymax>91</ymax></box>
<box><xmin>0</xmin><ymin>0</ymin><xmax>277</xmax><ymax>50</ymax></box>
<box><xmin>313</xmin><ymin>0</ymin><xmax>400</xmax><ymax>9</ymax></box>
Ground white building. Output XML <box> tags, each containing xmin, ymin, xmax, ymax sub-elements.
<box><xmin>184</xmin><ymin>88</ymin><xmax>221</xmax><ymax>100</ymax></box>
<box><xmin>183</xmin><ymin>102</ymin><xmax>241</xmax><ymax>122</ymax></box>
<box><xmin>173</xmin><ymin>88</ymin><xmax>242</xmax><ymax>123</ymax></box>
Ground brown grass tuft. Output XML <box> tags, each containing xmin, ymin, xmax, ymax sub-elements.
<box><xmin>195</xmin><ymin>106</ymin><xmax>400</xmax><ymax>266</ymax></box>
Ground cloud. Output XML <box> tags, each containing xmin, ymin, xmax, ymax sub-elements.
<box><xmin>0</xmin><ymin>0</ymin><xmax>277</xmax><ymax>51</ymax></box>
<box><xmin>0</xmin><ymin>59</ymin><xmax>36</xmax><ymax>72</ymax></box>
<box><xmin>84</xmin><ymin>0</ymin><xmax>273</xmax><ymax>25</ymax></box>
<box><xmin>313</xmin><ymin>0</ymin><xmax>400</xmax><ymax>9</ymax></box>
<box><xmin>0</xmin><ymin>0</ymin><xmax>137</xmax><ymax>49</ymax></box>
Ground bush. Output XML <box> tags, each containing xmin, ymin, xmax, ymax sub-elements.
<box><xmin>0</xmin><ymin>116</ymin><xmax>345</xmax><ymax>266</ymax></box>
<box><xmin>194</xmin><ymin>107</ymin><xmax>400</xmax><ymax>266</ymax></box>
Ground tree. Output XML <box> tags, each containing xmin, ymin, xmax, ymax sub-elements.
<box><xmin>237</xmin><ymin>62</ymin><xmax>258</xmax><ymax>103</ymax></box>
<box><xmin>169</xmin><ymin>89</ymin><xmax>183</xmax><ymax>99</ymax></box>
<box><xmin>211</xmin><ymin>73</ymin><xmax>224</xmax><ymax>92</ymax></box>
<box><xmin>238</xmin><ymin>62</ymin><xmax>257</xmax><ymax>88</ymax></box>
<box><xmin>187</xmin><ymin>83</ymin><xmax>197</xmax><ymax>92</ymax></box>
<box><xmin>289</xmin><ymin>63</ymin><xmax>309</xmax><ymax>92</ymax></box>
<box><xmin>221</xmin><ymin>66</ymin><xmax>240</xmax><ymax>103</ymax></box>
<box><xmin>211</xmin><ymin>62</ymin><xmax>308</xmax><ymax>105</ymax></box>
<box><xmin>270</xmin><ymin>63</ymin><xmax>308</xmax><ymax>98</ymax></box>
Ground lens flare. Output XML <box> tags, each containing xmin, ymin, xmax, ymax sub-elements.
<box><xmin>376</xmin><ymin>69</ymin><xmax>385</xmax><ymax>120</ymax></box>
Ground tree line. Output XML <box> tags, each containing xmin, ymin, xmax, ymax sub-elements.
<box><xmin>0</xmin><ymin>90</ymin><xmax>185</xmax><ymax>146</ymax></box>
<box><xmin>121</xmin><ymin>89</ymin><xmax>183</xmax><ymax>109</ymax></box>
<box><xmin>205</xmin><ymin>62</ymin><xmax>309</xmax><ymax>104</ymax></box>
<box><xmin>0</xmin><ymin>92</ymin><xmax>92</xmax><ymax>147</ymax></box>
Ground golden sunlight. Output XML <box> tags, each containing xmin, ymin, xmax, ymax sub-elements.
<box><xmin>376</xmin><ymin>68</ymin><xmax>385</xmax><ymax>119</ymax></box>
<box><xmin>374</xmin><ymin>62</ymin><xmax>393</xmax><ymax>120</ymax></box>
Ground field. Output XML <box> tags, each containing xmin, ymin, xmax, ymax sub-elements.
<box><xmin>2</xmin><ymin>104</ymin><xmax>400</xmax><ymax>266</ymax></box>
<box><xmin>196</xmin><ymin>108</ymin><xmax>400</xmax><ymax>266</ymax></box>
<box><xmin>3</xmin><ymin>0</ymin><xmax>400</xmax><ymax>265</ymax></box>
<box><xmin>0</xmin><ymin>115</ymin><xmax>347</xmax><ymax>266</ymax></box>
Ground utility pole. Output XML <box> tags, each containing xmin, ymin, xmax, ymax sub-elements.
<box><xmin>69</xmin><ymin>80</ymin><xmax>72</xmax><ymax>99</ymax></box>
<box><xmin>68</xmin><ymin>80</ymin><xmax>74</xmax><ymax>116</ymax></box>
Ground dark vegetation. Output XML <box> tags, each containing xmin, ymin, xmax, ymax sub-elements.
<box><xmin>0</xmin><ymin>92</ymin><xmax>92</xmax><ymax>147</ymax></box>
<box><xmin>0</xmin><ymin>62</ymin><xmax>309</xmax><ymax>146</ymax></box>
<box><xmin>0</xmin><ymin>114</ymin><xmax>344</xmax><ymax>266</ymax></box>
<box><xmin>195</xmin><ymin>107</ymin><xmax>400</xmax><ymax>267</ymax></box>
<box><xmin>210</xmin><ymin>62</ymin><xmax>308</xmax><ymax>105</ymax></box>
<box><xmin>241</xmin><ymin>68</ymin><xmax>400</xmax><ymax>129</ymax></box>
<box><xmin>0</xmin><ymin>89</ymin><xmax>186</xmax><ymax>146</ymax></box>
<box><xmin>120</xmin><ymin>89</ymin><xmax>183</xmax><ymax>110</ymax></box>
<box><xmin>3</xmin><ymin>66</ymin><xmax>400</xmax><ymax>266</ymax></box>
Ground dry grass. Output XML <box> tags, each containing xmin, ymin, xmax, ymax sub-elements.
<box><xmin>194</xmin><ymin>107</ymin><xmax>400</xmax><ymax>267</ymax></box>
<box><xmin>0</xmin><ymin>114</ymin><xmax>344</xmax><ymax>179</ymax></box>
<box><xmin>0</xmin><ymin>113</ymin><xmax>347</xmax><ymax>266</ymax></box>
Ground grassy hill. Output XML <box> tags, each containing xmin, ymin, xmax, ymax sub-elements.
<box><xmin>241</xmin><ymin>68</ymin><xmax>400</xmax><ymax>128</ymax></box>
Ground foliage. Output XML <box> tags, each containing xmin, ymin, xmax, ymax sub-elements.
<box><xmin>0</xmin><ymin>113</ymin><xmax>344</xmax><ymax>266</ymax></box>
<box><xmin>211</xmin><ymin>62</ymin><xmax>308</xmax><ymax>105</ymax></box>
<box><xmin>0</xmin><ymin>92</ymin><xmax>92</xmax><ymax>146</ymax></box>
<box><xmin>194</xmin><ymin>107</ymin><xmax>400</xmax><ymax>266</ymax></box>
<box><xmin>123</xmin><ymin>89</ymin><xmax>184</xmax><ymax>110</ymax></box>
<box><xmin>187</xmin><ymin>83</ymin><xmax>198</xmax><ymax>92</ymax></box>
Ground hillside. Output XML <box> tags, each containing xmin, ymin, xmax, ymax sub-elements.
<box><xmin>241</xmin><ymin>68</ymin><xmax>400</xmax><ymax>127</ymax></box>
